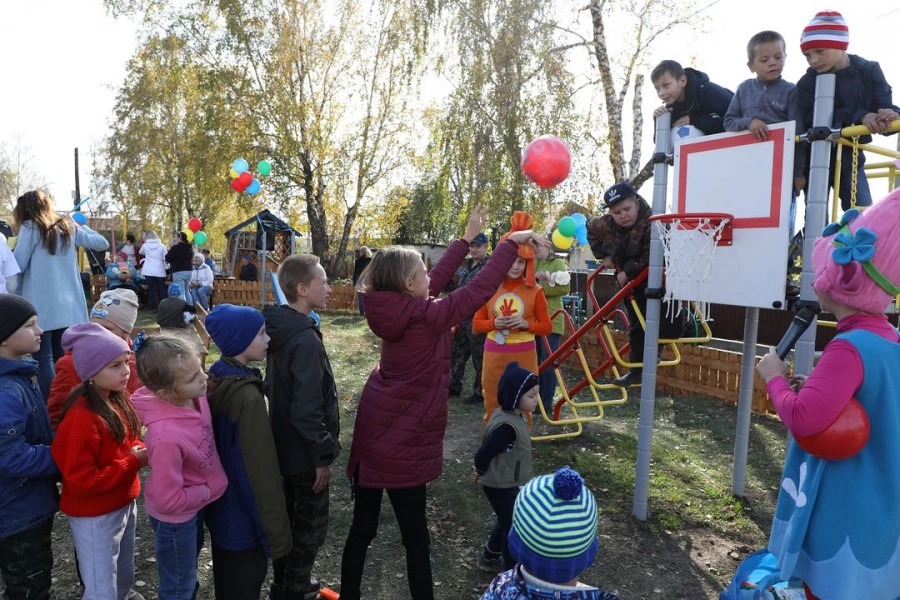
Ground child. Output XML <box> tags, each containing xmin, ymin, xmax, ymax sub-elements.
<box><xmin>795</xmin><ymin>10</ymin><xmax>900</xmax><ymax>210</ymax></box>
<box><xmin>473</xmin><ymin>361</ymin><xmax>538</xmax><ymax>572</ymax></box>
<box><xmin>340</xmin><ymin>205</ymin><xmax>546</xmax><ymax>600</ymax></box>
<box><xmin>106</xmin><ymin>251</ymin><xmax>139</xmax><ymax>294</ymax></box>
<box><xmin>263</xmin><ymin>254</ymin><xmax>338</xmax><ymax>600</ymax></box>
<box><xmin>651</xmin><ymin>59</ymin><xmax>733</xmax><ymax>135</ymax></box>
<box><xmin>204</xmin><ymin>304</ymin><xmax>292</xmax><ymax>600</ymax></box>
<box><xmin>189</xmin><ymin>253</ymin><xmax>214</xmax><ymax>311</ymax></box>
<box><xmin>48</xmin><ymin>288</ymin><xmax>143</xmax><ymax>428</ymax></box>
<box><xmin>481</xmin><ymin>467</ymin><xmax>619</xmax><ymax>599</ymax></box>
<box><xmin>51</xmin><ymin>323</ymin><xmax>148</xmax><ymax>600</ymax></box>
<box><xmin>755</xmin><ymin>188</ymin><xmax>900</xmax><ymax>600</ymax></box>
<box><xmin>0</xmin><ymin>232</ymin><xmax>20</xmax><ymax>294</ymax></box>
<box><xmin>132</xmin><ymin>334</ymin><xmax>228</xmax><ymax>600</ymax></box>
<box><xmin>0</xmin><ymin>295</ymin><xmax>58</xmax><ymax>600</ymax></box>
<box><xmin>156</xmin><ymin>298</ymin><xmax>211</xmax><ymax>367</ymax></box>
<box><xmin>586</xmin><ymin>182</ymin><xmax>687</xmax><ymax>387</ymax></box>
<box><xmin>533</xmin><ymin>238</ymin><xmax>570</xmax><ymax>414</ymax></box>
<box><xmin>474</xmin><ymin>212</ymin><xmax>552</xmax><ymax>426</ymax></box>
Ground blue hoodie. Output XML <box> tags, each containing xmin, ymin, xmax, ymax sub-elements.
<box><xmin>0</xmin><ymin>356</ymin><xmax>59</xmax><ymax>537</ymax></box>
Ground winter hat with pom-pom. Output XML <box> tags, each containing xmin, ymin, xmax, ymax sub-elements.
<box><xmin>812</xmin><ymin>189</ymin><xmax>900</xmax><ymax>314</ymax></box>
<box><xmin>800</xmin><ymin>10</ymin><xmax>849</xmax><ymax>53</ymax></box>
<box><xmin>508</xmin><ymin>466</ymin><xmax>599</xmax><ymax>583</ymax></box>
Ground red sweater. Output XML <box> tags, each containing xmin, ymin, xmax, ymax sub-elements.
<box><xmin>48</xmin><ymin>348</ymin><xmax>142</xmax><ymax>430</ymax></box>
<box><xmin>51</xmin><ymin>397</ymin><xmax>144</xmax><ymax>517</ymax></box>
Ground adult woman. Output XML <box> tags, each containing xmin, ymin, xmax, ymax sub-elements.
<box><xmin>166</xmin><ymin>231</ymin><xmax>194</xmax><ymax>305</ymax></box>
<box><xmin>13</xmin><ymin>190</ymin><xmax>109</xmax><ymax>396</ymax></box>
<box><xmin>140</xmin><ymin>230</ymin><xmax>168</xmax><ymax>310</ymax></box>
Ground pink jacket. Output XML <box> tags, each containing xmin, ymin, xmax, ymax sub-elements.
<box><xmin>131</xmin><ymin>387</ymin><xmax>228</xmax><ymax>523</ymax></box>
<box><xmin>346</xmin><ymin>238</ymin><xmax>518</xmax><ymax>488</ymax></box>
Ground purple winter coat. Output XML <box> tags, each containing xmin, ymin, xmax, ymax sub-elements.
<box><xmin>346</xmin><ymin>238</ymin><xmax>519</xmax><ymax>488</ymax></box>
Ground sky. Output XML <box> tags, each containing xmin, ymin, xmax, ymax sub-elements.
<box><xmin>2</xmin><ymin>1</ymin><xmax>899</xmax><ymax>211</ymax></box>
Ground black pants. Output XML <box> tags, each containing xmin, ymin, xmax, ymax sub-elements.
<box><xmin>273</xmin><ymin>471</ymin><xmax>329</xmax><ymax>593</ymax></box>
<box><xmin>145</xmin><ymin>275</ymin><xmax>167</xmax><ymax>310</ymax></box>
<box><xmin>211</xmin><ymin>544</ymin><xmax>268</xmax><ymax>600</ymax></box>
<box><xmin>340</xmin><ymin>484</ymin><xmax>433</xmax><ymax>600</ymax></box>
<box><xmin>0</xmin><ymin>519</ymin><xmax>53</xmax><ymax>600</ymax></box>
<box><xmin>482</xmin><ymin>486</ymin><xmax>519</xmax><ymax>569</ymax></box>
<box><xmin>449</xmin><ymin>320</ymin><xmax>485</xmax><ymax>399</ymax></box>
<box><xmin>625</xmin><ymin>288</ymin><xmax>687</xmax><ymax>368</ymax></box>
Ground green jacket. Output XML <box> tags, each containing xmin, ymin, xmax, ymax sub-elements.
<box><xmin>479</xmin><ymin>410</ymin><xmax>532</xmax><ymax>489</ymax></box>
<box><xmin>535</xmin><ymin>256</ymin><xmax>570</xmax><ymax>335</ymax></box>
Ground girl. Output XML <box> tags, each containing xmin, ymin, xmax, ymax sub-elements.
<box><xmin>139</xmin><ymin>231</ymin><xmax>168</xmax><ymax>311</ymax></box>
<box><xmin>51</xmin><ymin>323</ymin><xmax>147</xmax><ymax>600</ymax></box>
<box><xmin>13</xmin><ymin>190</ymin><xmax>109</xmax><ymax>396</ymax></box>
<box><xmin>756</xmin><ymin>189</ymin><xmax>900</xmax><ymax>600</ymax></box>
<box><xmin>131</xmin><ymin>334</ymin><xmax>228</xmax><ymax>600</ymax></box>
<box><xmin>340</xmin><ymin>205</ymin><xmax>546</xmax><ymax>600</ymax></box>
<box><xmin>534</xmin><ymin>238</ymin><xmax>570</xmax><ymax>414</ymax></box>
<box><xmin>473</xmin><ymin>212</ymin><xmax>552</xmax><ymax>426</ymax></box>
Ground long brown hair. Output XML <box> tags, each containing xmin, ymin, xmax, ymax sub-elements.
<box><xmin>13</xmin><ymin>190</ymin><xmax>73</xmax><ymax>255</ymax></box>
<box><xmin>356</xmin><ymin>246</ymin><xmax>420</xmax><ymax>294</ymax></box>
<box><xmin>57</xmin><ymin>382</ymin><xmax>142</xmax><ymax>444</ymax></box>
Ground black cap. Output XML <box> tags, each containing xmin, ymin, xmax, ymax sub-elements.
<box><xmin>471</xmin><ymin>233</ymin><xmax>489</xmax><ymax>245</ymax></box>
<box><xmin>603</xmin><ymin>182</ymin><xmax>638</xmax><ymax>208</ymax></box>
<box><xmin>0</xmin><ymin>294</ymin><xmax>37</xmax><ymax>344</ymax></box>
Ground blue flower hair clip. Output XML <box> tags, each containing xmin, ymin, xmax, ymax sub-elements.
<box><xmin>832</xmin><ymin>227</ymin><xmax>877</xmax><ymax>265</ymax></box>
<box><xmin>822</xmin><ymin>208</ymin><xmax>860</xmax><ymax>237</ymax></box>
<box><xmin>133</xmin><ymin>330</ymin><xmax>147</xmax><ymax>352</ymax></box>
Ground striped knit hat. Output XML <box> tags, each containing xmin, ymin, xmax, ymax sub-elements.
<box><xmin>508</xmin><ymin>467</ymin><xmax>599</xmax><ymax>583</ymax></box>
<box><xmin>800</xmin><ymin>10</ymin><xmax>849</xmax><ymax>53</ymax></box>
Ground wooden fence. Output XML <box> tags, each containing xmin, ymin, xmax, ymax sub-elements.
<box><xmin>211</xmin><ymin>280</ymin><xmax>357</xmax><ymax>311</ymax></box>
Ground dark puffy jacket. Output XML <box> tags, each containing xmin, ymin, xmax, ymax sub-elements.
<box><xmin>667</xmin><ymin>67</ymin><xmax>734</xmax><ymax>135</ymax></box>
<box><xmin>585</xmin><ymin>196</ymin><xmax>653</xmax><ymax>283</ymax></box>
<box><xmin>205</xmin><ymin>358</ymin><xmax>292</xmax><ymax>558</ymax></box>
<box><xmin>0</xmin><ymin>357</ymin><xmax>59</xmax><ymax>537</ymax></box>
<box><xmin>346</xmin><ymin>238</ymin><xmax>518</xmax><ymax>489</ymax></box>
<box><xmin>263</xmin><ymin>305</ymin><xmax>339</xmax><ymax>476</ymax></box>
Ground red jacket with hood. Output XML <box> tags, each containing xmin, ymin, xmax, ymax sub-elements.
<box><xmin>346</xmin><ymin>238</ymin><xmax>519</xmax><ymax>488</ymax></box>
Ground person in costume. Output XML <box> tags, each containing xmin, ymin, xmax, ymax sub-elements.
<box><xmin>473</xmin><ymin>211</ymin><xmax>552</xmax><ymax>426</ymax></box>
<box><xmin>756</xmin><ymin>188</ymin><xmax>900</xmax><ymax>600</ymax></box>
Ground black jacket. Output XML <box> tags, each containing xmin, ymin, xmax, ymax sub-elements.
<box><xmin>263</xmin><ymin>304</ymin><xmax>340</xmax><ymax>476</ymax></box>
<box><xmin>166</xmin><ymin>241</ymin><xmax>194</xmax><ymax>272</ymax></box>
<box><xmin>668</xmin><ymin>68</ymin><xmax>734</xmax><ymax>135</ymax></box>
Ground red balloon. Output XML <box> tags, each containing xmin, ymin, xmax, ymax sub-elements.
<box><xmin>795</xmin><ymin>398</ymin><xmax>870</xmax><ymax>461</ymax></box>
<box><xmin>521</xmin><ymin>135</ymin><xmax>571</xmax><ymax>189</ymax></box>
<box><xmin>230</xmin><ymin>178</ymin><xmax>246</xmax><ymax>192</ymax></box>
<box><xmin>237</xmin><ymin>171</ymin><xmax>253</xmax><ymax>188</ymax></box>
<box><xmin>188</xmin><ymin>217</ymin><xmax>203</xmax><ymax>232</ymax></box>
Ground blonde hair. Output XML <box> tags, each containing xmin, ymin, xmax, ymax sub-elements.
<box><xmin>278</xmin><ymin>254</ymin><xmax>321</xmax><ymax>303</ymax></box>
<box><xmin>356</xmin><ymin>246</ymin><xmax>420</xmax><ymax>294</ymax></box>
<box><xmin>135</xmin><ymin>333</ymin><xmax>200</xmax><ymax>393</ymax></box>
<box><xmin>143</xmin><ymin>230</ymin><xmax>159</xmax><ymax>241</ymax></box>
<box><xmin>357</xmin><ymin>246</ymin><xmax>372</xmax><ymax>258</ymax></box>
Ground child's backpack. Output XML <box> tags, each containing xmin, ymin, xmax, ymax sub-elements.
<box><xmin>720</xmin><ymin>549</ymin><xmax>808</xmax><ymax>599</ymax></box>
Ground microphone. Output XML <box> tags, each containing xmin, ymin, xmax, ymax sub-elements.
<box><xmin>775</xmin><ymin>307</ymin><xmax>819</xmax><ymax>360</ymax></box>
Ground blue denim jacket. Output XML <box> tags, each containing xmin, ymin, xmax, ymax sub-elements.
<box><xmin>0</xmin><ymin>356</ymin><xmax>59</xmax><ymax>538</ymax></box>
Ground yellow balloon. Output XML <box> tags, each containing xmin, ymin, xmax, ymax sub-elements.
<box><xmin>552</xmin><ymin>229</ymin><xmax>573</xmax><ymax>250</ymax></box>
<box><xmin>184</xmin><ymin>229</ymin><xmax>194</xmax><ymax>243</ymax></box>
<box><xmin>229</xmin><ymin>167</ymin><xmax>239</xmax><ymax>179</ymax></box>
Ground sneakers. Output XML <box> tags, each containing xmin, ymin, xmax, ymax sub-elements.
<box><xmin>477</xmin><ymin>550</ymin><xmax>506</xmax><ymax>573</ymax></box>
<box><xmin>613</xmin><ymin>370</ymin><xmax>642</xmax><ymax>387</ymax></box>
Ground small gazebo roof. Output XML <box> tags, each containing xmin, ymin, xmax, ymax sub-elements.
<box><xmin>224</xmin><ymin>209</ymin><xmax>303</xmax><ymax>237</ymax></box>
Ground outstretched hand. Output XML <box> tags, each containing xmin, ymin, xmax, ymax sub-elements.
<box><xmin>507</xmin><ymin>230</ymin><xmax>550</xmax><ymax>249</ymax></box>
<box><xmin>463</xmin><ymin>204</ymin><xmax>489</xmax><ymax>243</ymax></box>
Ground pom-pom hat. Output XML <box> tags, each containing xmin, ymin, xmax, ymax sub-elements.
<box><xmin>498</xmin><ymin>361</ymin><xmax>538</xmax><ymax>411</ymax></box>
<box><xmin>0</xmin><ymin>294</ymin><xmax>37</xmax><ymax>344</ymax></box>
<box><xmin>508</xmin><ymin>466</ymin><xmax>599</xmax><ymax>583</ymax></box>
<box><xmin>800</xmin><ymin>10</ymin><xmax>849</xmax><ymax>53</ymax></box>
<box><xmin>205</xmin><ymin>304</ymin><xmax>265</xmax><ymax>357</ymax></box>
<box><xmin>62</xmin><ymin>323</ymin><xmax>131</xmax><ymax>382</ymax></box>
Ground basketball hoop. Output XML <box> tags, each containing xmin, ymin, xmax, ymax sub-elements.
<box><xmin>650</xmin><ymin>212</ymin><xmax>733</xmax><ymax>318</ymax></box>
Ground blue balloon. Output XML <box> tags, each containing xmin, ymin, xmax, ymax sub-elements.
<box><xmin>576</xmin><ymin>226</ymin><xmax>588</xmax><ymax>246</ymax></box>
<box><xmin>571</xmin><ymin>213</ymin><xmax>587</xmax><ymax>226</ymax></box>
<box><xmin>72</xmin><ymin>211</ymin><xmax>87</xmax><ymax>225</ymax></box>
<box><xmin>246</xmin><ymin>178</ymin><xmax>261</xmax><ymax>195</ymax></box>
<box><xmin>232</xmin><ymin>158</ymin><xmax>249</xmax><ymax>174</ymax></box>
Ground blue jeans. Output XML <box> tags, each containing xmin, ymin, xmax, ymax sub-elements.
<box><xmin>149</xmin><ymin>513</ymin><xmax>204</xmax><ymax>600</ymax></box>
<box><xmin>191</xmin><ymin>285</ymin><xmax>212</xmax><ymax>311</ymax></box>
<box><xmin>35</xmin><ymin>328</ymin><xmax>65</xmax><ymax>399</ymax></box>
<box><xmin>837</xmin><ymin>162</ymin><xmax>872</xmax><ymax>210</ymax></box>
<box><xmin>536</xmin><ymin>333</ymin><xmax>561</xmax><ymax>412</ymax></box>
<box><xmin>172</xmin><ymin>271</ymin><xmax>194</xmax><ymax>306</ymax></box>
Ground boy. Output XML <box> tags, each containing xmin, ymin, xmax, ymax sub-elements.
<box><xmin>586</xmin><ymin>182</ymin><xmax>687</xmax><ymax>386</ymax></box>
<box><xmin>796</xmin><ymin>10</ymin><xmax>900</xmax><ymax>210</ymax></box>
<box><xmin>480</xmin><ymin>467</ymin><xmax>619</xmax><ymax>599</ymax></box>
<box><xmin>651</xmin><ymin>59</ymin><xmax>733</xmax><ymax>135</ymax></box>
<box><xmin>0</xmin><ymin>295</ymin><xmax>59</xmax><ymax>600</ymax></box>
<box><xmin>204</xmin><ymin>304</ymin><xmax>293</xmax><ymax>600</ymax></box>
<box><xmin>263</xmin><ymin>254</ymin><xmax>339</xmax><ymax>600</ymax></box>
<box><xmin>473</xmin><ymin>361</ymin><xmax>538</xmax><ymax>572</ymax></box>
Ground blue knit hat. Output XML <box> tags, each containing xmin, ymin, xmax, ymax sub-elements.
<box><xmin>498</xmin><ymin>361</ymin><xmax>538</xmax><ymax>411</ymax></box>
<box><xmin>508</xmin><ymin>467</ymin><xmax>599</xmax><ymax>583</ymax></box>
<box><xmin>205</xmin><ymin>304</ymin><xmax>265</xmax><ymax>357</ymax></box>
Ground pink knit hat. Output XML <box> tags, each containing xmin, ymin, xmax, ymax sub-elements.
<box><xmin>812</xmin><ymin>188</ymin><xmax>900</xmax><ymax>314</ymax></box>
<box><xmin>800</xmin><ymin>10</ymin><xmax>849</xmax><ymax>53</ymax></box>
<box><xmin>62</xmin><ymin>323</ymin><xmax>131</xmax><ymax>382</ymax></box>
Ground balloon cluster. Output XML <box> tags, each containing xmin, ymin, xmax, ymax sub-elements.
<box><xmin>551</xmin><ymin>213</ymin><xmax>588</xmax><ymax>250</ymax></box>
<box><xmin>521</xmin><ymin>135</ymin><xmax>571</xmax><ymax>189</ymax></box>
<box><xmin>184</xmin><ymin>217</ymin><xmax>208</xmax><ymax>246</ymax></box>
<box><xmin>229</xmin><ymin>158</ymin><xmax>272</xmax><ymax>195</ymax></box>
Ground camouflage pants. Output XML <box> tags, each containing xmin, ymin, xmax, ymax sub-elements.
<box><xmin>0</xmin><ymin>518</ymin><xmax>53</xmax><ymax>600</ymax></box>
<box><xmin>449</xmin><ymin>320</ymin><xmax>486</xmax><ymax>398</ymax></box>
<box><xmin>273</xmin><ymin>471</ymin><xmax>330</xmax><ymax>592</ymax></box>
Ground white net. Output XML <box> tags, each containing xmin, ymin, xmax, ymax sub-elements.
<box><xmin>655</xmin><ymin>216</ymin><xmax>730</xmax><ymax>320</ymax></box>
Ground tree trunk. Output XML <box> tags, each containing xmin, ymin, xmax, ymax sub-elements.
<box><xmin>589</xmin><ymin>0</ymin><xmax>626</xmax><ymax>182</ymax></box>
<box><xmin>629</xmin><ymin>74</ymin><xmax>645</xmax><ymax>178</ymax></box>
<box><xmin>301</xmin><ymin>150</ymin><xmax>330</xmax><ymax>264</ymax></box>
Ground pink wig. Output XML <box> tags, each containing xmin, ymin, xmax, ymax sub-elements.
<box><xmin>812</xmin><ymin>188</ymin><xmax>900</xmax><ymax>314</ymax></box>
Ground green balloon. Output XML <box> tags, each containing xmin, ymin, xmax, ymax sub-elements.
<box><xmin>194</xmin><ymin>231</ymin><xmax>208</xmax><ymax>246</ymax></box>
<box><xmin>258</xmin><ymin>160</ymin><xmax>272</xmax><ymax>177</ymax></box>
<box><xmin>558</xmin><ymin>216</ymin><xmax>577</xmax><ymax>237</ymax></box>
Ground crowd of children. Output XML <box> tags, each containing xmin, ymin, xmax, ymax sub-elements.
<box><xmin>2</xmin><ymin>8</ymin><xmax>900</xmax><ymax>600</ymax></box>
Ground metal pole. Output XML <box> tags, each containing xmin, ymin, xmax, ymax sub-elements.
<box><xmin>632</xmin><ymin>112</ymin><xmax>671</xmax><ymax>521</ymax></box>
<box><xmin>260</xmin><ymin>229</ymin><xmax>267</xmax><ymax>307</ymax></box>
<box><xmin>732</xmin><ymin>307</ymin><xmax>759</xmax><ymax>496</ymax></box>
